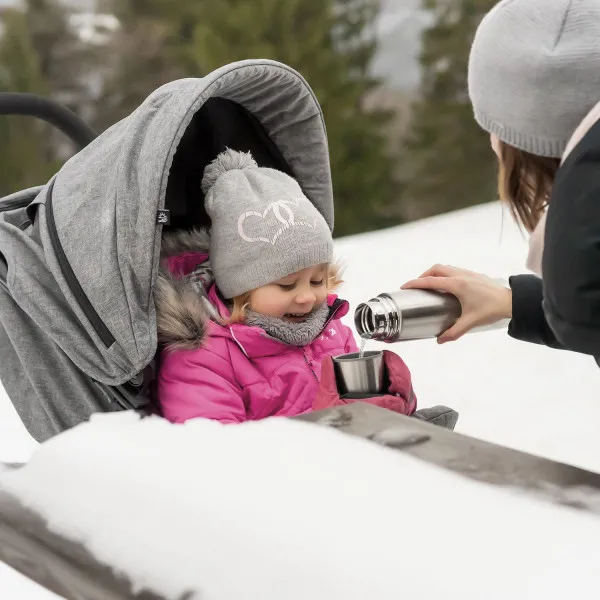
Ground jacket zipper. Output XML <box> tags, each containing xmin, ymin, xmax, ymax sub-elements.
<box><xmin>324</xmin><ymin>298</ymin><xmax>345</xmax><ymax>328</ymax></box>
<box><xmin>45</xmin><ymin>179</ymin><xmax>115</xmax><ymax>347</ymax></box>
<box><xmin>305</xmin><ymin>299</ymin><xmax>345</xmax><ymax>382</ymax></box>
<box><xmin>302</xmin><ymin>349</ymin><xmax>319</xmax><ymax>382</ymax></box>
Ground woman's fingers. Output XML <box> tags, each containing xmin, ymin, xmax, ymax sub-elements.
<box><xmin>401</xmin><ymin>275</ymin><xmax>461</xmax><ymax>295</ymax></box>
<box><xmin>415</xmin><ymin>264</ymin><xmax>470</xmax><ymax>279</ymax></box>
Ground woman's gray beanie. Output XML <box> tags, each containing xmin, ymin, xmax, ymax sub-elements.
<box><xmin>468</xmin><ymin>0</ymin><xmax>600</xmax><ymax>158</ymax></box>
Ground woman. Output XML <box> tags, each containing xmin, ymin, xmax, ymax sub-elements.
<box><xmin>403</xmin><ymin>0</ymin><xmax>600</xmax><ymax>359</ymax></box>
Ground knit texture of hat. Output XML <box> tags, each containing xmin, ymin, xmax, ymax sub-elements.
<box><xmin>468</xmin><ymin>0</ymin><xmax>600</xmax><ymax>158</ymax></box>
<box><xmin>202</xmin><ymin>149</ymin><xmax>334</xmax><ymax>299</ymax></box>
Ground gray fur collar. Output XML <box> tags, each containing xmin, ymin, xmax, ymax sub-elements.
<box><xmin>245</xmin><ymin>304</ymin><xmax>330</xmax><ymax>346</ymax></box>
<box><xmin>155</xmin><ymin>228</ymin><xmax>213</xmax><ymax>352</ymax></box>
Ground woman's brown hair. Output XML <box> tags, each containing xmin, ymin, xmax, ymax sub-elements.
<box><xmin>228</xmin><ymin>262</ymin><xmax>344</xmax><ymax>324</ymax></box>
<box><xmin>497</xmin><ymin>140</ymin><xmax>560</xmax><ymax>232</ymax></box>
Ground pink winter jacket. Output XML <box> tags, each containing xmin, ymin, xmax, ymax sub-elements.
<box><xmin>155</xmin><ymin>230</ymin><xmax>358</xmax><ymax>424</ymax></box>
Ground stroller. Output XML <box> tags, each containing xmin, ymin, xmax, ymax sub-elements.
<box><xmin>0</xmin><ymin>59</ymin><xmax>335</xmax><ymax>442</ymax></box>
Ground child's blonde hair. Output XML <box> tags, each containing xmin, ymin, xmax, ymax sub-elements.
<box><xmin>228</xmin><ymin>262</ymin><xmax>344</xmax><ymax>324</ymax></box>
<box><xmin>496</xmin><ymin>140</ymin><xmax>560</xmax><ymax>233</ymax></box>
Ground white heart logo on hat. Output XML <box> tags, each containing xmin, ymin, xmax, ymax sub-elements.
<box><xmin>237</xmin><ymin>199</ymin><xmax>316</xmax><ymax>245</ymax></box>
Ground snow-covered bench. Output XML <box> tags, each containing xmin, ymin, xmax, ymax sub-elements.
<box><xmin>2</xmin><ymin>403</ymin><xmax>600</xmax><ymax>600</ymax></box>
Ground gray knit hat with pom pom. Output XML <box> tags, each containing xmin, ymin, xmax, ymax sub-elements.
<box><xmin>202</xmin><ymin>148</ymin><xmax>333</xmax><ymax>299</ymax></box>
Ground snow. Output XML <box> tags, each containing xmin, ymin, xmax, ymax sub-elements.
<box><xmin>2</xmin><ymin>200</ymin><xmax>600</xmax><ymax>597</ymax></box>
<box><xmin>0</xmin><ymin>564</ymin><xmax>62</xmax><ymax>600</ymax></box>
<box><xmin>0</xmin><ymin>384</ymin><xmax>37</xmax><ymax>465</ymax></box>
<box><xmin>3</xmin><ymin>411</ymin><xmax>600</xmax><ymax>600</ymax></box>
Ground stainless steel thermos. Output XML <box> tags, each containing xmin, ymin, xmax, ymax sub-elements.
<box><xmin>354</xmin><ymin>287</ymin><xmax>510</xmax><ymax>342</ymax></box>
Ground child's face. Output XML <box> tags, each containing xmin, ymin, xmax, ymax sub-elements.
<box><xmin>250</xmin><ymin>264</ymin><xmax>328</xmax><ymax>322</ymax></box>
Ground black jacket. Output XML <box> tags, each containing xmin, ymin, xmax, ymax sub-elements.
<box><xmin>508</xmin><ymin>274</ymin><xmax>566</xmax><ymax>350</ymax></box>
<box><xmin>542</xmin><ymin>118</ymin><xmax>600</xmax><ymax>357</ymax></box>
<box><xmin>509</xmin><ymin>273</ymin><xmax>600</xmax><ymax>368</ymax></box>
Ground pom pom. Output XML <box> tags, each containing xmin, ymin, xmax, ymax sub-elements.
<box><xmin>201</xmin><ymin>148</ymin><xmax>258</xmax><ymax>194</ymax></box>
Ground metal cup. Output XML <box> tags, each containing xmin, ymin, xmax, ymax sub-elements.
<box><xmin>332</xmin><ymin>350</ymin><xmax>384</xmax><ymax>394</ymax></box>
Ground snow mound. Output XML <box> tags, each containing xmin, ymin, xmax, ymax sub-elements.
<box><xmin>2</xmin><ymin>411</ymin><xmax>600</xmax><ymax>599</ymax></box>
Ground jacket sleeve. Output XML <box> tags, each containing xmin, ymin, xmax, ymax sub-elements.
<box><xmin>542</xmin><ymin>120</ymin><xmax>600</xmax><ymax>356</ymax></box>
<box><xmin>158</xmin><ymin>344</ymin><xmax>246</xmax><ymax>424</ymax></box>
<box><xmin>507</xmin><ymin>274</ymin><xmax>566</xmax><ymax>350</ymax></box>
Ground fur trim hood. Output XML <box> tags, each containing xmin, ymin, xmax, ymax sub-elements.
<box><xmin>155</xmin><ymin>228</ymin><xmax>215</xmax><ymax>352</ymax></box>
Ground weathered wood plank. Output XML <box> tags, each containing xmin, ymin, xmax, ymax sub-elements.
<box><xmin>0</xmin><ymin>481</ymin><xmax>175</xmax><ymax>599</ymax></box>
<box><xmin>299</xmin><ymin>404</ymin><xmax>600</xmax><ymax>513</ymax></box>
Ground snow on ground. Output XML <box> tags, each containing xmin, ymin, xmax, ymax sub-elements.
<box><xmin>0</xmin><ymin>564</ymin><xmax>61</xmax><ymax>600</ymax></box>
<box><xmin>0</xmin><ymin>406</ymin><xmax>57</xmax><ymax>599</ymax></box>
<box><xmin>3</xmin><ymin>411</ymin><xmax>600</xmax><ymax>600</ymax></box>
<box><xmin>3</xmin><ymin>201</ymin><xmax>600</xmax><ymax>597</ymax></box>
<box><xmin>0</xmin><ymin>397</ymin><xmax>37</xmax><ymax>465</ymax></box>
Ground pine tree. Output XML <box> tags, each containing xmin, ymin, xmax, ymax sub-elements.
<box><xmin>401</xmin><ymin>0</ymin><xmax>498</xmax><ymax>220</ymax></box>
<box><xmin>23</xmin><ymin>0</ymin><xmax>100</xmax><ymax>153</ymax></box>
<box><xmin>98</xmin><ymin>0</ymin><xmax>401</xmax><ymax>236</ymax></box>
<box><xmin>0</xmin><ymin>0</ymin><xmax>99</xmax><ymax>195</ymax></box>
<box><xmin>0</xmin><ymin>8</ymin><xmax>57</xmax><ymax>195</ymax></box>
<box><xmin>92</xmin><ymin>0</ymin><xmax>185</xmax><ymax>131</ymax></box>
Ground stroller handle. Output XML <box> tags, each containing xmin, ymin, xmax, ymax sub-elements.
<box><xmin>0</xmin><ymin>93</ymin><xmax>97</xmax><ymax>151</ymax></box>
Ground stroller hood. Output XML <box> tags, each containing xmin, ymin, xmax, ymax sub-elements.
<box><xmin>6</xmin><ymin>59</ymin><xmax>333</xmax><ymax>386</ymax></box>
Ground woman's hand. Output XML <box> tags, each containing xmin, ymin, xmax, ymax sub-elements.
<box><xmin>401</xmin><ymin>264</ymin><xmax>512</xmax><ymax>343</ymax></box>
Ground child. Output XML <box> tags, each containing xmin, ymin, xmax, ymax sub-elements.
<box><xmin>156</xmin><ymin>149</ymin><xmax>418</xmax><ymax>424</ymax></box>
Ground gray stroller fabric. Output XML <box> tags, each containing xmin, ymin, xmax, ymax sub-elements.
<box><xmin>0</xmin><ymin>59</ymin><xmax>333</xmax><ymax>441</ymax></box>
